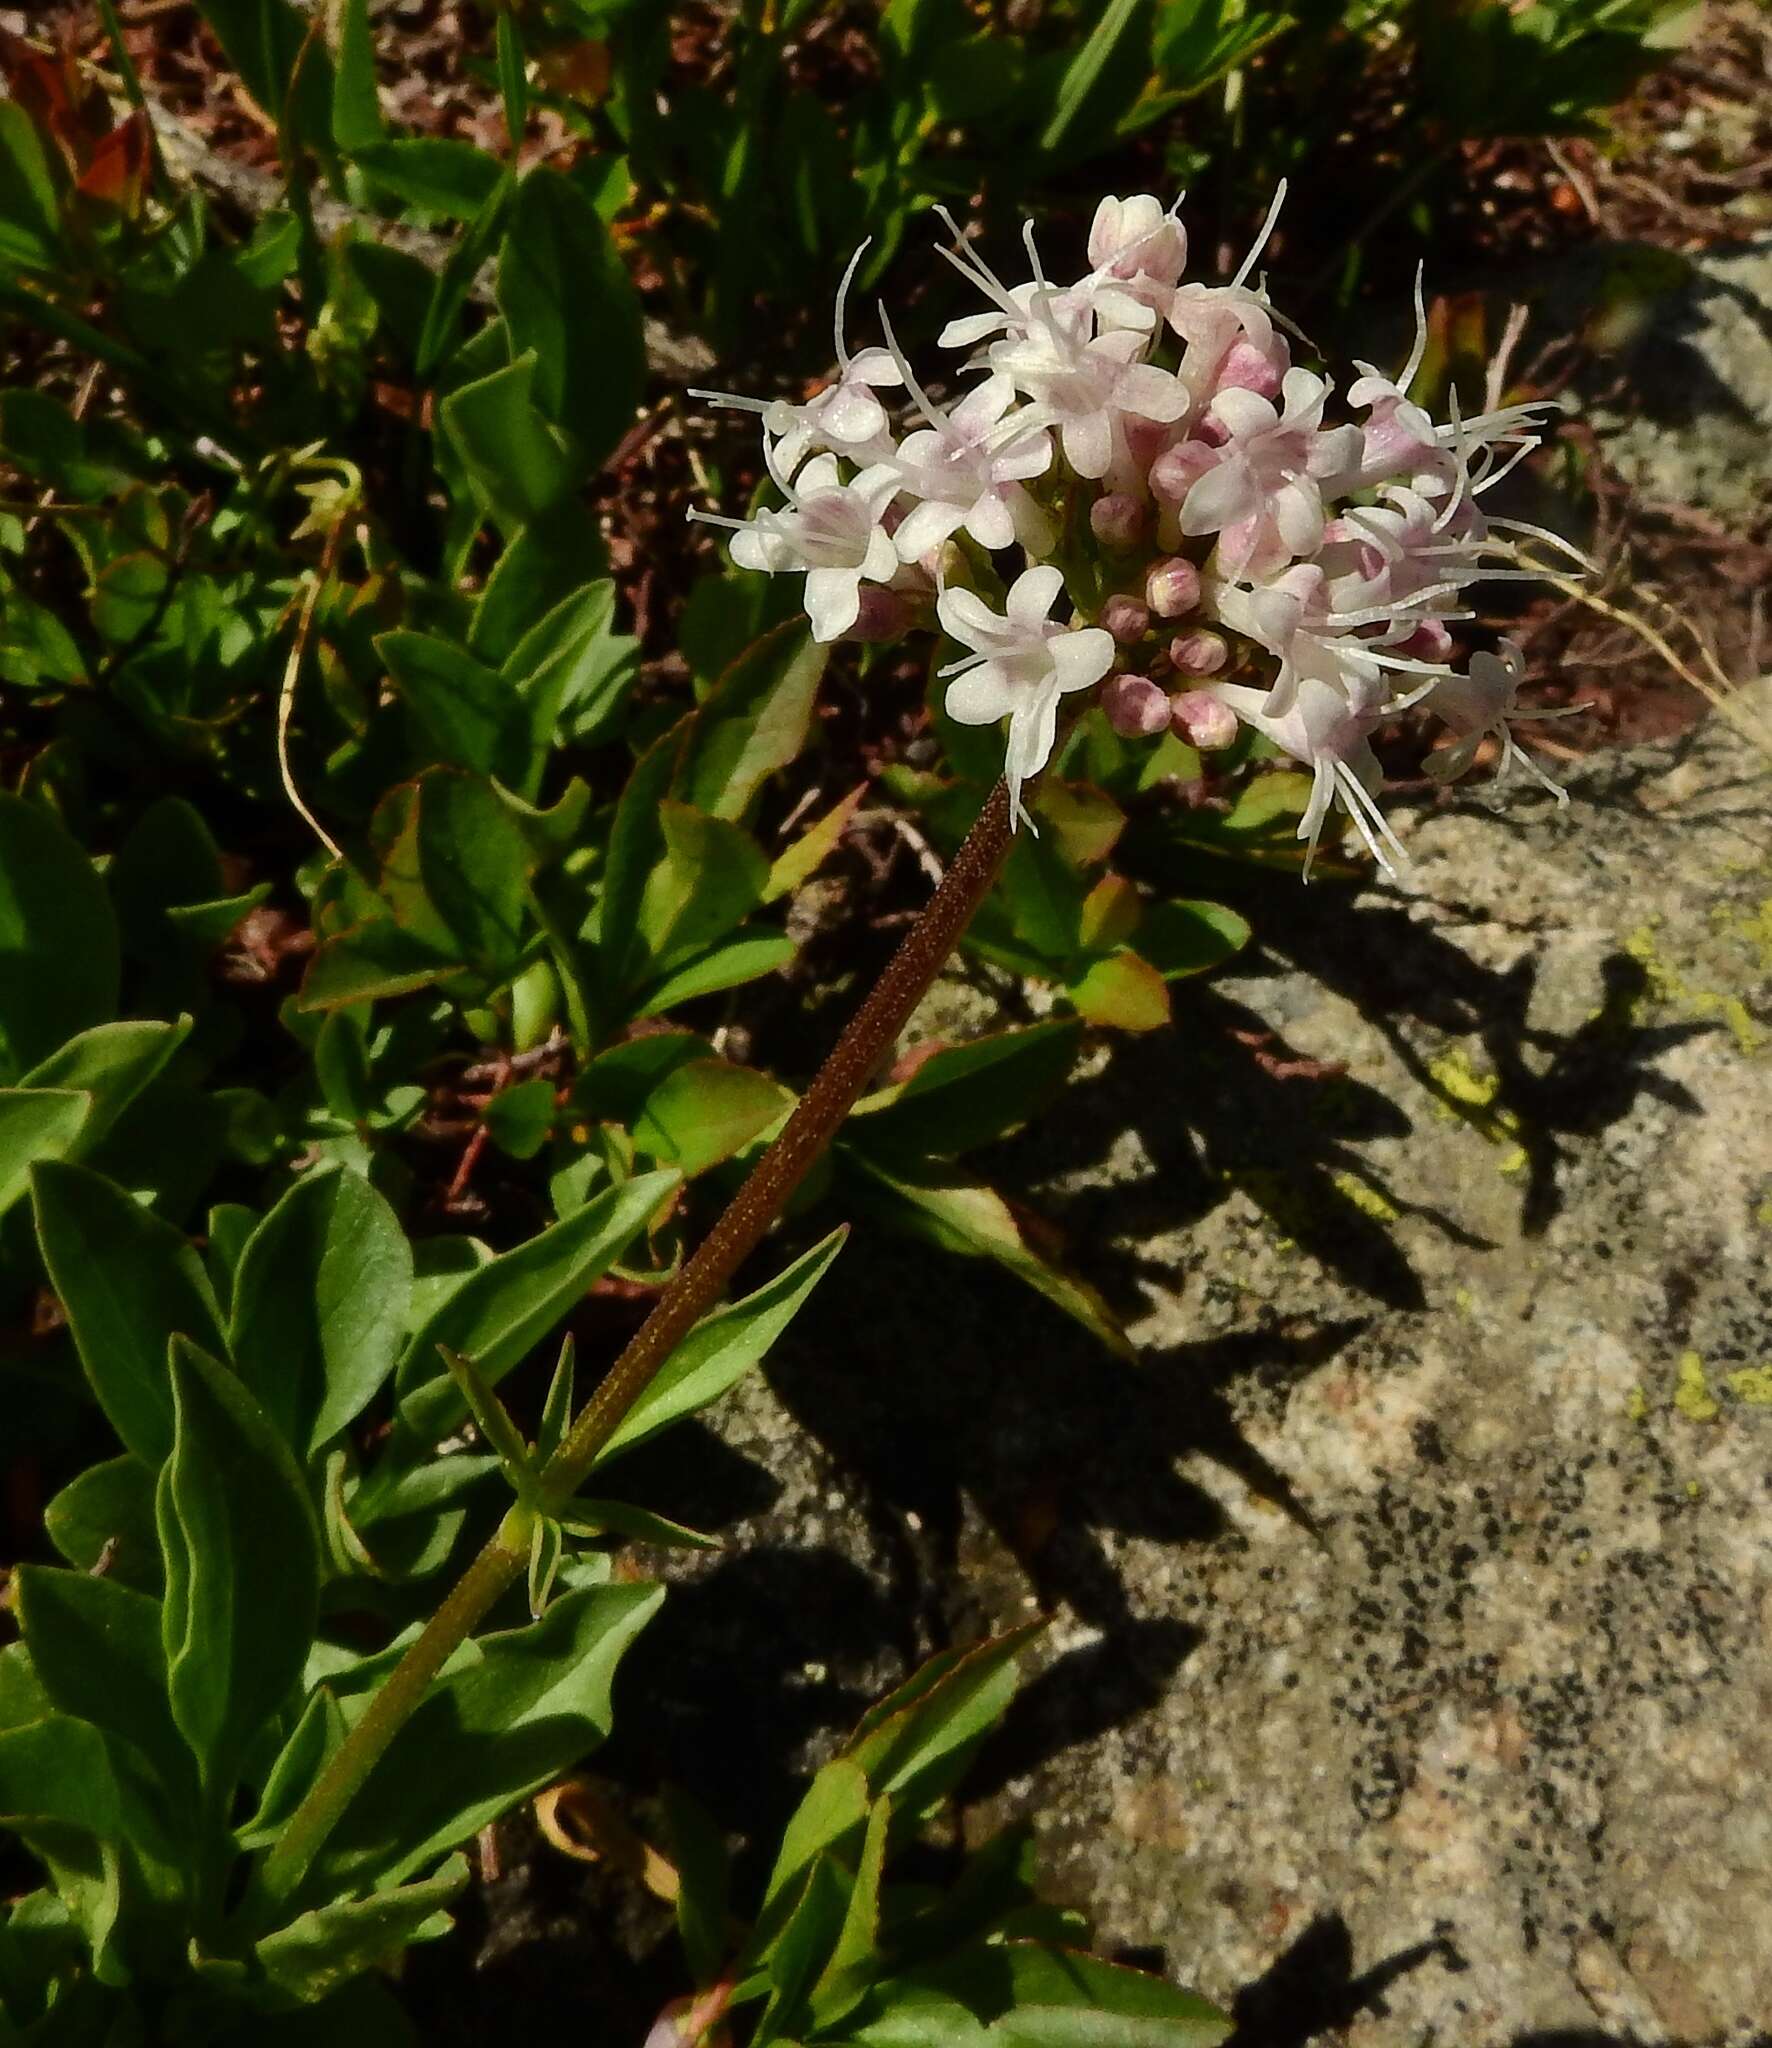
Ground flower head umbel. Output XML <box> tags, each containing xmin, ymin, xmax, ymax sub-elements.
<box><xmin>694</xmin><ymin>191</ymin><xmax>1571</xmax><ymax>854</ymax></box>
<box><xmin>937</xmin><ymin>566</ymin><xmax>1115</xmax><ymax>828</ymax></box>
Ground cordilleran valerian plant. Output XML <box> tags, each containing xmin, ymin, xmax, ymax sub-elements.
<box><xmin>695</xmin><ymin>187</ymin><xmax>1581</xmax><ymax>866</ymax></box>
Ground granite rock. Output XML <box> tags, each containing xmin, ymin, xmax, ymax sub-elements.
<box><xmin>638</xmin><ymin>683</ymin><xmax>1772</xmax><ymax>2047</ymax></box>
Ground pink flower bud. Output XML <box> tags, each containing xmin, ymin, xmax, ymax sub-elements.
<box><xmin>1171</xmin><ymin>688</ymin><xmax>1239</xmax><ymax>749</ymax></box>
<box><xmin>1215</xmin><ymin>337</ymin><xmax>1285</xmax><ymax>400</ymax></box>
<box><xmin>1169</xmin><ymin>629</ymin><xmax>1228</xmax><ymax>676</ymax></box>
<box><xmin>1100</xmin><ymin>594</ymin><xmax>1151</xmax><ymax>645</ymax></box>
<box><xmin>1090</xmin><ymin>492</ymin><xmax>1148</xmax><ymax>552</ymax></box>
<box><xmin>841</xmin><ymin>585</ymin><xmax>910</xmax><ymax>644</ymax></box>
<box><xmin>1144</xmin><ymin>556</ymin><xmax>1201</xmax><ymax>619</ymax></box>
<box><xmin>1397</xmin><ymin>618</ymin><xmax>1454</xmax><ymax>663</ymax></box>
<box><xmin>1103</xmin><ymin>673</ymin><xmax>1173</xmax><ymax>738</ymax></box>
<box><xmin>1148</xmin><ymin>440</ymin><xmax>1216</xmax><ymax>506</ymax></box>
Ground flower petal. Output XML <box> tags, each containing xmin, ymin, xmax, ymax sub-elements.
<box><xmin>803</xmin><ymin>566</ymin><xmax>861</xmax><ymax>642</ymax></box>
<box><xmin>1006</xmin><ymin>564</ymin><xmax>1065</xmax><ymax>628</ymax></box>
<box><xmin>1048</xmin><ymin>625</ymin><xmax>1116</xmax><ymax>694</ymax></box>
<box><xmin>944</xmin><ymin>660</ymin><xmax>1017</xmax><ymax>725</ymax></box>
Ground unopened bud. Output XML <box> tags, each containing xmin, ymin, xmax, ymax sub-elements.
<box><xmin>1100</xmin><ymin>594</ymin><xmax>1150</xmax><ymax>645</ymax></box>
<box><xmin>1102</xmin><ymin>673</ymin><xmax>1173</xmax><ymax>738</ymax></box>
<box><xmin>1145</xmin><ymin>556</ymin><xmax>1201</xmax><ymax>619</ymax></box>
<box><xmin>1090</xmin><ymin>492</ymin><xmax>1148</xmax><ymax>552</ymax></box>
<box><xmin>1216</xmin><ymin>338</ymin><xmax>1285</xmax><ymax>400</ymax></box>
<box><xmin>841</xmin><ymin>584</ymin><xmax>910</xmax><ymax>644</ymax></box>
<box><xmin>1149</xmin><ymin>440</ymin><xmax>1215</xmax><ymax>506</ymax></box>
<box><xmin>1171</xmin><ymin>688</ymin><xmax>1239</xmax><ymax>749</ymax></box>
<box><xmin>1169</xmin><ymin>629</ymin><xmax>1228</xmax><ymax>676</ymax></box>
<box><xmin>1397</xmin><ymin>617</ymin><xmax>1454</xmax><ymax>664</ymax></box>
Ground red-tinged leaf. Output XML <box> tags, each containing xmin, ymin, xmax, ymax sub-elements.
<box><xmin>1066</xmin><ymin>950</ymin><xmax>1171</xmax><ymax>1033</ymax></box>
<box><xmin>75</xmin><ymin>111</ymin><xmax>150</xmax><ymax>216</ymax></box>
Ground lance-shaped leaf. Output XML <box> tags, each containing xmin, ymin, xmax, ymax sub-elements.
<box><xmin>379</xmin><ymin>1169</ymin><xmax>678</xmax><ymax>1463</ymax></box>
<box><xmin>0</xmin><ymin>792</ymin><xmax>119</xmax><ymax>1081</ymax></box>
<box><xmin>595</xmin><ymin>1227</ymin><xmax>845</xmax><ymax>1465</ymax></box>
<box><xmin>893</xmin><ymin>1942</ymin><xmax>1231</xmax><ymax>2045</ymax></box>
<box><xmin>678</xmin><ymin>620</ymin><xmax>830</xmax><ymax>824</ymax></box>
<box><xmin>228</xmin><ymin>1164</ymin><xmax>413</xmax><ymax>1457</ymax></box>
<box><xmin>255</xmin><ymin>1855</ymin><xmax>468</xmax><ymax>2004</ymax></box>
<box><xmin>842</xmin><ymin>1156</ymin><xmax>1134</xmax><ymax>1363</ymax></box>
<box><xmin>31</xmin><ymin>1161</ymin><xmax>227</xmax><ymax>1465</ymax></box>
<box><xmin>305</xmin><ymin>1580</ymin><xmax>663</xmax><ymax>1894</ymax></box>
<box><xmin>12</xmin><ymin>1568</ymin><xmax>191</xmax><ymax>1816</ymax></box>
<box><xmin>19</xmin><ymin>1016</ymin><xmax>191</xmax><ymax>1156</ymax></box>
<box><xmin>0</xmin><ymin>1089</ymin><xmax>87</xmax><ymax>1216</ymax></box>
<box><xmin>845</xmin><ymin>1021</ymin><xmax>1081</xmax><ymax>1162</ymax></box>
<box><xmin>43</xmin><ymin>1454</ymin><xmax>161</xmax><ymax>1592</ymax></box>
<box><xmin>157</xmin><ymin>1339</ymin><xmax>321</xmax><ymax>1796</ymax></box>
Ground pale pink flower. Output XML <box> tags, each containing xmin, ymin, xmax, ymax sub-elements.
<box><xmin>937</xmin><ymin>565</ymin><xmax>1115</xmax><ymax>827</ymax></box>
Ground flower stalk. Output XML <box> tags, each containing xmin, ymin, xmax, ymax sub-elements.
<box><xmin>258</xmin><ymin>776</ymin><xmax>1016</xmax><ymax>1906</ymax></box>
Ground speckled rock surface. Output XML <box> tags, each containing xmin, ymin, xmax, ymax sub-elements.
<box><xmin>1587</xmin><ymin>233</ymin><xmax>1772</xmax><ymax>536</ymax></box>
<box><xmin>623</xmin><ymin>686</ymin><xmax>1772</xmax><ymax>2047</ymax></box>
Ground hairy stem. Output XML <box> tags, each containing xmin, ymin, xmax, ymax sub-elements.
<box><xmin>259</xmin><ymin>777</ymin><xmax>1015</xmax><ymax>1905</ymax></box>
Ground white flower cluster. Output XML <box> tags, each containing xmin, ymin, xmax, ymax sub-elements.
<box><xmin>693</xmin><ymin>189</ymin><xmax>1576</xmax><ymax>862</ymax></box>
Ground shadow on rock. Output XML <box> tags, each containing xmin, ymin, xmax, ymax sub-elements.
<box><xmin>1226</xmin><ymin>1911</ymin><xmax>1465</xmax><ymax>2047</ymax></box>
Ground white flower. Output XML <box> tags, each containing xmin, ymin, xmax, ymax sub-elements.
<box><xmin>691</xmin><ymin>242</ymin><xmax>903</xmax><ymax>476</ymax></box>
<box><xmin>873</xmin><ymin>319</ymin><xmax>1055</xmax><ymax>558</ymax></box>
<box><xmin>1424</xmin><ymin>639</ymin><xmax>1580</xmax><ymax>801</ymax></box>
<box><xmin>708</xmin><ymin>452</ymin><xmax>901</xmax><ymax>643</ymax></box>
<box><xmin>990</xmin><ymin>321</ymin><xmax>1186</xmax><ymax>480</ymax></box>
<box><xmin>1180</xmin><ymin>368</ymin><xmax>1363</xmax><ymax>576</ymax></box>
<box><xmin>936</xmin><ymin>565</ymin><xmax>1115</xmax><ymax>828</ymax></box>
<box><xmin>1215</xmin><ymin>667</ymin><xmax>1407</xmax><ymax>877</ymax></box>
<box><xmin>1082</xmin><ymin>193</ymin><xmax>1188</xmax><ymax>332</ymax></box>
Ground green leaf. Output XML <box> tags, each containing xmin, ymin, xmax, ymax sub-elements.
<box><xmin>0</xmin><ymin>102</ymin><xmax>59</xmax><ymax>272</ymax></box>
<box><xmin>636</xmin><ymin>804</ymin><xmax>769</xmax><ymax>976</ymax></box>
<box><xmin>505</xmin><ymin>578</ymin><xmax>639</xmax><ymax>752</ymax></box>
<box><xmin>498</xmin><ymin>168</ymin><xmax>644</xmax><ymax>469</ymax></box>
<box><xmin>844</xmin><ymin>1156</ymin><xmax>1134</xmax><ymax>1363</ymax></box>
<box><xmin>764</xmin><ymin>783</ymin><xmax>866</xmax><ymax>903</ymax></box>
<box><xmin>759</xmin><ymin>1757</ymin><xmax>870</xmax><ymax>1919</ymax></box>
<box><xmin>308</xmin><ymin>1581</ymin><xmax>663</xmax><ymax>1892</ymax></box>
<box><xmin>561</xmin><ymin>1498</ymin><xmax>718</xmax><ymax>1550</ymax></box>
<box><xmin>188</xmin><ymin>0</ymin><xmax>331</xmax><ymax>144</ymax></box>
<box><xmin>378</xmin><ymin>631</ymin><xmax>531</xmax><ymax>784</ymax></box>
<box><xmin>373</xmin><ymin>768</ymin><xmax>534</xmax><ymax>976</ymax></box>
<box><xmin>482</xmin><ymin>1077</ymin><xmax>557</xmax><ymax>1160</ymax></box>
<box><xmin>157</xmin><ymin>1338</ymin><xmax>321</xmax><ymax>1795</ymax></box>
<box><xmin>845</xmin><ymin>1628</ymin><xmax>1038</xmax><ymax>1828</ymax></box>
<box><xmin>0</xmin><ymin>794</ymin><xmax>120</xmax><ymax>1082</ymax></box>
<box><xmin>256</xmin><ymin>1857</ymin><xmax>467</xmax><ymax>2003</ymax></box>
<box><xmin>631</xmin><ymin>1059</ymin><xmax>792</xmax><ymax>1178</ymax></box>
<box><xmin>929</xmin><ymin>1944</ymin><xmax>1230</xmax><ymax>2045</ymax></box>
<box><xmin>638</xmin><ymin>934</ymin><xmax>797</xmax><ymax>1017</ymax></box>
<box><xmin>846</xmin><ymin>1021</ymin><xmax>1080</xmax><ymax>1161</ymax></box>
<box><xmin>496</xmin><ymin>8</ymin><xmax>529</xmax><ymax>148</ymax></box>
<box><xmin>330</xmin><ymin>0</ymin><xmax>383</xmax><ymax>152</ymax></box>
<box><xmin>1037</xmin><ymin>0</ymin><xmax>1150</xmax><ymax>156</ymax></box>
<box><xmin>0</xmin><ymin>1090</ymin><xmax>89</xmax><ymax>1217</ymax></box>
<box><xmin>1065</xmin><ymin>951</ymin><xmax>1171</xmax><ymax>1033</ymax></box>
<box><xmin>596</xmin><ymin>1227</ymin><xmax>844</xmax><ymax>1465</ymax></box>
<box><xmin>383</xmin><ymin>1169</ymin><xmax>678</xmax><ymax>1458</ymax></box>
<box><xmin>229</xmin><ymin>1165</ymin><xmax>414</xmax><ymax>1457</ymax></box>
<box><xmin>1135</xmin><ymin>899</ymin><xmax>1251</xmax><ymax>980</ymax></box>
<box><xmin>13</xmin><ymin>1569</ymin><xmax>190</xmax><ymax>1811</ymax></box>
<box><xmin>356</xmin><ymin>138</ymin><xmax>502</xmax><ymax>218</ymax></box>
<box><xmin>807</xmin><ymin>1793</ymin><xmax>891</xmax><ymax>2029</ymax></box>
<box><xmin>0</xmin><ymin>1717</ymin><xmax>125</xmax><ymax>1969</ymax></box>
<box><xmin>43</xmin><ymin>1455</ymin><xmax>162</xmax><ymax>1592</ymax></box>
<box><xmin>681</xmin><ymin>621</ymin><xmax>830</xmax><ymax>824</ymax></box>
<box><xmin>753</xmin><ymin>1854</ymin><xmax>851</xmax><ymax>2045</ymax></box>
<box><xmin>31</xmin><ymin>1161</ymin><xmax>227</xmax><ymax>1464</ymax></box>
<box><xmin>439</xmin><ymin>351</ymin><xmax>576</xmax><ymax>528</ymax></box>
<box><xmin>298</xmin><ymin>919</ymin><xmax>464</xmax><ymax>1011</ymax></box>
<box><xmin>598</xmin><ymin>717</ymin><xmax>691</xmax><ymax>994</ymax></box>
<box><xmin>662</xmin><ymin>1785</ymin><xmax>730</xmax><ymax>1987</ymax></box>
<box><xmin>20</xmin><ymin>1017</ymin><xmax>191</xmax><ymax>1155</ymax></box>
<box><xmin>416</xmin><ymin>167</ymin><xmax>514</xmax><ymax>377</ymax></box>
